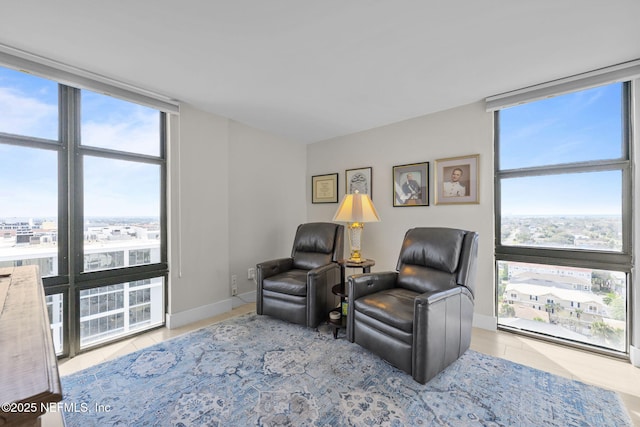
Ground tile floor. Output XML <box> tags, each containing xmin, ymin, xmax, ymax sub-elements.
<box><xmin>45</xmin><ymin>304</ymin><xmax>640</xmax><ymax>426</ymax></box>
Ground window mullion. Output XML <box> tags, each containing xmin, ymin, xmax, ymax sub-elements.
<box><xmin>79</xmin><ymin>145</ymin><xmax>165</xmax><ymax>165</ymax></box>
<box><xmin>498</xmin><ymin>159</ymin><xmax>629</xmax><ymax>180</ymax></box>
<box><xmin>495</xmin><ymin>246</ymin><xmax>631</xmax><ymax>271</ymax></box>
<box><xmin>63</xmin><ymin>85</ymin><xmax>82</xmax><ymax>357</ymax></box>
<box><xmin>0</xmin><ymin>132</ymin><xmax>60</xmax><ymax>149</ymax></box>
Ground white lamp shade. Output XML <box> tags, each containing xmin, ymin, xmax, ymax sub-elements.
<box><xmin>333</xmin><ymin>192</ymin><xmax>380</xmax><ymax>223</ymax></box>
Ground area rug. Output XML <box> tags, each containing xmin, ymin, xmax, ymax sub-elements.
<box><xmin>61</xmin><ymin>313</ymin><xmax>632</xmax><ymax>426</ymax></box>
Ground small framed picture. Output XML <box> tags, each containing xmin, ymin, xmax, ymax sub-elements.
<box><xmin>393</xmin><ymin>162</ymin><xmax>429</xmax><ymax>207</ymax></box>
<box><xmin>345</xmin><ymin>167</ymin><xmax>373</xmax><ymax>199</ymax></box>
<box><xmin>312</xmin><ymin>173</ymin><xmax>339</xmax><ymax>203</ymax></box>
<box><xmin>435</xmin><ymin>154</ymin><xmax>479</xmax><ymax>205</ymax></box>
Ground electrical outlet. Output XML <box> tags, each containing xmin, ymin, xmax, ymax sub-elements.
<box><xmin>231</xmin><ymin>274</ymin><xmax>238</xmax><ymax>296</ymax></box>
<box><xmin>248</xmin><ymin>268</ymin><xmax>256</xmax><ymax>280</ymax></box>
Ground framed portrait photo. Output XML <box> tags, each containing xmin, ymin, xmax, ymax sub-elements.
<box><xmin>393</xmin><ymin>162</ymin><xmax>429</xmax><ymax>207</ymax></box>
<box><xmin>312</xmin><ymin>173</ymin><xmax>338</xmax><ymax>203</ymax></box>
<box><xmin>435</xmin><ymin>154</ymin><xmax>479</xmax><ymax>205</ymax></box>
<box><xmin>345</xmin><ymin>167</ymin><xmax>373</xmax><ymax>198</ymax></box>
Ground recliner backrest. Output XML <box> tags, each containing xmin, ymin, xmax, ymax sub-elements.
<box><xmin>395</xmin><ymin>227</ymin><xmax>469</xmax><ymax>294</ymax></box>
<box><xmin>291</xmin><ymin>222</ymin><xmax>344</xmax><ymax>270</ymax></box>
<box><xmin>456</xmin><ymin>231</ymin><xmax>479</xmax><ymax>296</ymax></box>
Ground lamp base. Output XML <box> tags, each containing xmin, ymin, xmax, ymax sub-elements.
<box><xmin>348</xmin><ymin>252</ymin><xmax>364</xmax><ymax>263</ymax></box>
<box><xmin>346</xmin><ymin>223</ymin><xmax>368</xmax><ymax>263</ymax></box>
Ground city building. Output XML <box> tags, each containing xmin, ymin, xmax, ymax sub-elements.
<box><xmin>1</xmin><ymin>220</ymin><xmax>163</xmax><ymax>352</ymax></box>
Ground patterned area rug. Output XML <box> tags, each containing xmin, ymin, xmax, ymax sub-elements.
<box><xmin>61</xmin><ymin>313</ymin><xmax>632</xmax><ymax>426</ymax></box>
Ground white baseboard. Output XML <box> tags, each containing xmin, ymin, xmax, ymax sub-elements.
<box><xmin>473</xmin><ymin>313</ymin><xmax>497</xmax><ymax>331</ymax></box>
<box><xmin>166</xmin><ymin>299</ymin><xmax>232</xmax><ymax>329</ymax></box>
<box><xmin>232</xmin><ymin>290</ymin><xmax>256</xmax><ymax>309</ymax></box>
<box><xmin>631</xmin><ymin>345</ymin><xmax>640</xmax><ymax>368</ymax></box>
<box><xmin>166</xmin><ymin>290</ymin><xmax>257</xmax><ymax>329</ymax></box>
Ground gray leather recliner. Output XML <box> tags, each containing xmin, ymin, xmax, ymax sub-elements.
<box><xmin>256</xmin><ymin>222</ymin><xmax>344</xmax><ymax>328</ymax></box>
<box><xmin>347</xmin><ymin>227</ymin><xmax>479</xmax><ymax>384</ymax></box>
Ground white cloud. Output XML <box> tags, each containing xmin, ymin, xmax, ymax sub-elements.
<box><xmin>1</xmin><ymin>78</ymin><xmax>162</xmax><ymax>218</ymax></box>
<box><xmin>82</xmin><ymin>104</ymin><xmax>160</xmax><ymax>156</ymax></box>
<box><xmin>0</xmin><ymin>87</ymin><xmax>58</xmax><ymax>139</ymax></box>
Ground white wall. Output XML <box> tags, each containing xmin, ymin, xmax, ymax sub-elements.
<box><xmin>228</xmin><ymin>120</ymin><xmax>307</xmax><ymax>303</ymax></box>
<box><xmin>166</xmin><ymin>104</ymin><xmax>307</xmax><ymax>328</ymax></box>
<box><xmin>307</xmin><ymin>101</ymin><xmax>496</xmax><ymax>327</ymax></box>
<box><xmin>167</xmin><ymin>104</ymin><xmax>230</xmax><ymax>327</ymax></box>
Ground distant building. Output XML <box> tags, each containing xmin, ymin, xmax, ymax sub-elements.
<box><xmin>507</xmin><ymin>262</ymin><xmax>592</xmax><ymax>292</ymax></box>
<box><xmin>0</xmin><ymin>219</ymin><xmax>163</xmax><ymax>353</ymax></box>
<box><xmin>503</xmin><ymin>283</ymin><xmax>605</xmax><ymax>317</ymax></box>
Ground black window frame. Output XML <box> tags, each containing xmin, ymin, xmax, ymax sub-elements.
<box><xmin>494</xmin><ymin>81</ymin><xmax>632</xmax><ymax>357</ymax></box>
<box><xmin>0</xmin><ymin>75</ymin><xmax>168</xmax><ymax>358</ymax></box>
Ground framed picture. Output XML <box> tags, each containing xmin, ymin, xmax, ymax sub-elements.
<box><xmin>435</xmin><ymin>154</ymin><xmax>479</xmax><ymax>205</ymax></box>
<box><xmin>312</xmin><ymin>173</ymin><xmax>339</xmax><ymax>203</ymax></box>
<box><xmin>345</xmin><ymin>167</ymin><xmax>373</xmax><ymax>198</ymax></box>
<box><xmin>393</xmin><ymin>162</ymin><xmax>429</xmax><ymax>207</ymax></box>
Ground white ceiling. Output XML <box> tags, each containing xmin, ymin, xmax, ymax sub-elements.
<box><xmin>2</xmin><ymin>1</ymin><xmax>640</xmax><ymax>143</ymax></box>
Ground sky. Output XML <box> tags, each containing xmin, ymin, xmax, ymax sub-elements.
<box><xmin>0</xmin><ymin>67</ymin><xmax>626</xmax><ymax>219</ymax></box>
<box><xmin>499</xmin><ymin>83</ymin><xmax>624</xmax><ymax>216</ymax></box>
<box><xmin>0</xmin><ymin>66</ymin><xmax>161</xmax><ymax>218</ymax></box>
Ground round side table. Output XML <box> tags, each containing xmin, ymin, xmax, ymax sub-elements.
<box><xmin>326</xmin><ymin>259</ymin><xmax>375</xmax><ymax>339</ymax></box>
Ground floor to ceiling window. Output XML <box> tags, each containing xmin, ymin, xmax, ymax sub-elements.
<box><xmin>0</xmin><ymin>64</ymin><xmax>169</xmax><ymax>357</ymax></box>
<box><xmin>494</xmin><ymin>81</ymin><xmax>631</xmax><ymax>354</ymax></box>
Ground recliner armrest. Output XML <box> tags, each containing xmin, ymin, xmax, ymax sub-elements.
<box><xmin>306</xmin><ymin>262</ymin><xmax>340</xmax><ymax>327</ymax></box>
<box><xmin>306</xmin><ymin>262</ymin><xmax>340</xmax><ymax>299</ymax></box>
<box><xmin>256</xmin><ymin>258</ymin><xmax>294</xmax><ymax>281</ymax></box>
<box><xmin>346</xmin><ymin>272</ymin><xmax>398</xmax><ymax>342</ymax></box>
<box><xmin>256</xmin><ymin>258</ymin><xmax>294</xmax><ymax>316</ymax></box>
<box><xmin>412</xmin><ymin>286</ymin><xmax>469</xmax><ymax>384</ymax></box>
<box><xmin>307</xmin><ymin>262</ymin><xmax>339</xmax><ymax>278</ymax></box>
<box><xmin>348</xmin><ymin>271</ymin><xmax>398</xmax><ymax>301</ymax></box>
<box><xmin>414</xmin><ymin>286</ymin><xmax>462</xmax><ymax>306</ymax></box>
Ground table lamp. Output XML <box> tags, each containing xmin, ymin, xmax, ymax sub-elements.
<box><xmin>332</xmin><ymin>190</ymin><xmax>380</xmax><ymax>263</ymax></box>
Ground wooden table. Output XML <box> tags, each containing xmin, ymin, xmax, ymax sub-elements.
<box><xmin>0</xmin><ymin>266</ymin><xmax>62</xmax><ymax>426</ymax></box>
